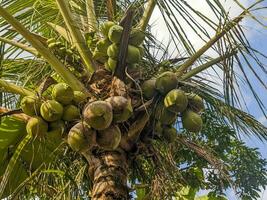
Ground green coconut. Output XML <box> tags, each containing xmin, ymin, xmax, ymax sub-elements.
<box><xmin>83</xmin><ymin>101</ymin><xmax>113</xmax><ymax>130</ymax></box>
<box><xmin>182</xmin><ymin>110</ymin><xmax>203</xmax><ymax>133</ymax></box>
<box><xmin>40</xmin><ymin>100</ymin><xmax>63</xmax><ymax>122</ymax></box>
<box><xmin>100</xmin><ymin>21</ymin><xmax>116</xmax><ymax>37</ymax></box>
<box><xmin>187</xmin><ymin>93</ymin><xmax>205</xmax><ymax>113</ymax></box>
<box><xmin>62</xmin><ymin>105</ymin><xmax>80</xmax><ymax>121</ymax></box>
<box><xmin>164</xmin><ymin>89</ymin><xmax>188</xmax><ymax>113</ymax></box>
<box><xmin>106</xmin><ymin>57</ymin><xmax>117</xmax><ymax>72</ymax></box>
<box><xmin>20</xmin><ymin>95</ymin><xmax>42</xmax><ymax>116</ymax></box>
<box><xmin>163</xmin><ymin>126</ymin><xmax>177</xmax><ymax>143</ymax></box>
<box><xmin>127</xmin><ymin>45</ymin><xmax>141</xmax><ymax>63</ymax></box>
<box><xmin>52</xmin><ymin>83</ymin><xmax>74</xmax><ymax>105</ymax></box>
<box><xmin>96</xmin><ymin>38</ymin><xmax>112</xmax><ymax>54</ymax></box>
<box><xmin>93</xmin><ymin>50</ymin><xmax>108</xmax><ymax>63</ymax></box>
<box><xmin>141</xmin><ymin>79</ymin><xmax>157</xmax><ymax>99</ymax></box>
<box><xmin>107</xmin><ymin>43</ymin><xmax>119</xmax><ymax>58</ymax></box>
<box><xmin>129</xmin><ymin>29</ymin><xmax>146</xmax><ymax>46</ymax></box>
<box><xmin>67</xmin><ymin>122</ymin><xmax>96</xmax><ymax>152</ymax></box>
<box><xmin>26</xmin><ymin>117</ymin><xmax>48</xmax><ymax>137</ymax></box>
<box><xmin>155</xmin><ymin>102</ymin><xmax>177</xmax><ymax>125</ymax></box>
<box><xmin>108</xmin><ymin>25</ymin><xmax>123</xmax><ymax>43</ymax></box>
<box><xmin>73</xmin><ymin>91</ymin><xmax>87</xmax><ymax>104</ymax></box>
<box><xmin>106</xmin><ymin>96</ymin><xmax>133</xmax><ymax>123</ymax></box>
<box><xmin>155</xmin><ymin>71</ymin><xmax>178</xmax><ymax>95</ymax></box>
<box><xmin>96</xmin><ymin>125</ymin><xmax>121</xmax><ymax>150</ymax></box>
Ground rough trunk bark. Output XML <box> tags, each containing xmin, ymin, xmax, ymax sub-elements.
<box><xmin>83</xmin><ymin>149</ymin><xmax>129</xmax><ymax>200</ymax></box>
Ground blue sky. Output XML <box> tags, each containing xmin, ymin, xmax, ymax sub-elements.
<box><xmin>150</xmin><ymin>0</ymin><xmax>267</xmax><ymax>199</ymax></box>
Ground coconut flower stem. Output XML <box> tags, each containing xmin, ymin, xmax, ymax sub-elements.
<box><xmin>56</xmin><ymin>0</ymin><xmax>97</xmax><ymax>74</ymax></box>
<box><xmin>0</xmin><ymin>79</ymin><xmax>34</xmax><ymax>96</ymax></box>
<box><xmin>0</xmin><ymin>6</ymin><xmax>87</xmax><ymax>92</ymax></box>
<box><xmin>139</xmin><ymin>0</ymin><xmax>157</xmax><ymax>31</ymax></box>
<box><xmin>0</xmin><ymin>37</ymin><xmax>38</xmax><ymax>56</ymax></box>
<box><xmin>176</xmin><ymin>11</ymin><xmax>247</xmax><ymax>77</ymax></box>
<box><xmin>180</xmin><ymin>50</ymin><xmax>237</xmax><ymax>81</ymax></box>
<box><xmin>86</xmin><ymin>0</ymin><xmax>98</xmax><ymax>32</ymax></box>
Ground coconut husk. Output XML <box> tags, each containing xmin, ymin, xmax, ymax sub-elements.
<box><xmin>155</xmin><ymin>101</ymin><xmax>177</xmax><ymax>125</ymax></box>
<box><xmin>162</xmin><ymin>126</ymin><xmax>177</xmax><ymax>143</ymax></box>
<box><xmin>155</xmin><ymin>71</ymin><xmax>178</xmax><ymax>95</ymax></box>
<box><xmin>100</xmin><ymin>21</ymin><xmax>116</xmax><ymax>37</ymax></box>
<box><xmin>40</xmin><ymin>100</ymin><xmax>63</xmax><ymax>122</ymax></box>
<box><xmin>187</xmin><ymin>93</ymin><xmax>205</xmax><ymax>113</ymax></box>
<box><xmin>20</xmin><ymin>95</ymin><xmax>42</xmax><ymax>116</ymax></box>
<box><xmin>67</xmin><ymin>122</ymin><xmax>96</xmax><ymax>152</ymax></box>
<box><xmin>141</xmin><ymin>79</ymin><xmax>157</xmax><ymax>99</ymax></box>
<box><xmin>83</xmin><ymin>101</ymin><xmax>113</xmax><ymax>130</ymax></box>
<box><xmin>73</xmin><ymin>91</ymin><xmax>87</xmax><ymax>104</ymax></box>
<box><xmin>52</xmin><ymin>83</ymin><xmax>74</xmax><ymax>105</ymax></box>
<box><xmin>182</xmin><ymin>110</ymin><xmax>203</xmax><ymax>133</ymax></box>
<box><xmin>129</xmin><ymin>29</ymin><xmax>145</xmax><ymax>46</ymax></box>
<box><xmin>62</xmin><ymin>105</ymin><xmax>80</xmax><ymax>121</ymax></box>
<box><xmin>108</xmin><ymin>25</ymin><xmax>123</xmax><ymax>43</ymax></box>
<box><xmin>96</xmin><ymin>125</ymin><xmax>121</xmax><ymax>150</ymax></box>
<box><xmin>126</xmin><ymin>45</ymin><xmax>141</xmax><ymax>64</ymax></box>
<box><xmin>164</xmin><ymin>89</ymin><xmax>188</xmax><ymax>113</ymax></box>
<box><xmin>107</xmin><ymin>43</ymin><xmax>119</xmax><ymax>58</ymax></box>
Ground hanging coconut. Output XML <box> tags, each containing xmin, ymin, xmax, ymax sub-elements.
<box><xmin>67</xmin><ymin>122</ymin><xmax>96</xmax><ymax>152</ymax></box>
<box><xmin>40</xmin><ymin>100</ymin><xmax>63</xmax><ymax>122</ymax></box>
<box><xmin>127</xmin><ymin>45</ymin><xmax>141</xmax><ymax>63</ymax></box>
<box><xmin>93</xmin><ymin>50</ymin><xmax>108</xmax><ymax>63</ymax></box>
<box><xmin>155</xmin><ymin>71</ymin><xmax>178</xmax><ymax>95</ymax></box>
<box><xmin>108</xmin><ymin>25</ymin><xmax>123</xmax><ymax>43</ymax></box>
<box><xmin>182</xmin><ymin>110</ymin><xmax>203</xmax><ymax>133</ymax></box>
<box><xmin>187</xmin><ymin>93</ymin><xmax>204</xmax><ymax>113</ymax></box>
<box><xmin>164</xmin><ymin>89</ymin><xmax>188</xmax><ymax>113</ymax></box>
<box><xmin>52</xmin><ymin>83</ymin><xmax>74</xmax><ymax>105</ymax></box>
<box><xmin>106</xmin><ymin>96</ymin><xmax>133</xmax><ymax>123</ymax></box>
<box><xmin>107</xmin><ymin>43</ymin><xmax>119</xmax><ymax>58</ymax></box>
<box><xmin>96</xmin><ymin>125</ymin><xmax>121</xmax><ymax>150</ymax></box>
<box><xmin>129</xmin><ymin>29</ymin><xmax>146</xmax><ymax>46</ymax></box>
<box><xmin>83</xmin><ymin>101</ymin><xmax>113</xmax><ymax>130</ymax></box>
<box><xmin>96</xmin><ymin>38</ymin><xmax>112</xmax><ymax>54</ymax></box>
<box><xmin>106</xmin><ymin>57</ymin><xmax>117</xmax><ymax>72</ymax></box>
<box><xmin>73</xmin><ymin>91</ymin><xmax>87</xmax><ymax>104</ymax></box>
<box><xmin>62</xmin><ymin>105</ymin><xmax>80</xmax><ymax>121</ymax></box>
<box><xmin>155</xmin><ymin>102</ymin><xmax>177</xmax><ymax>125</ymax></box>
<box><xmin>100</xmin><ymin>21</ymin><xmax>116</xmax><ymax>37</ymax></box>
<box><xmin>20</xmin><ymin>95</ymin><xmax>42</xmax><ymax>116</ymax></box>
<box><xmin>141</xmin><ymin>79</ymin><xmax>157</xmax><ymax>99</ymax></box>
<box><xmin>26</xmin><ymin>117</ymin><xmax>48</xmax><ymax>137</ymax></box>
<box><xmin>105</xmin><ymin>96</ymin><xmax>128</xmax><ymax>110</ymax></box>
<box><xmin>163</xmin><ymin>126</ymin><xmax>177</xmax><ymax>143</ymax></box>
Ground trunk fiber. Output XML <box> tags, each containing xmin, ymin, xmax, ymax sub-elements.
<box><xmin>84</xmin><ymin>149</ymin><xmax>129</xmax><ymax>200</ymax></box>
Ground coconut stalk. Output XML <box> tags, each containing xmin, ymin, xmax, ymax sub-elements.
<box><xmin>180</xmin><ymin>50</ymin><xmax>237</xmax><ymax>81</ymax></box>
<box><xmin>56</xmin><ymin>0</ymin><xmax>96</xmax><ymax>74</ymax></box>
<box><xmin>0</xmin><ymin>6</ymin><xmax>87</xmax><ymax>92</ymax></box>
<box><xmin>176</xmin><ymin>11</ymin><xmax>247</xmax><ymax>77</ymax></box>
<box><xmin>86</xmin><ymin>0</ymin><xmax>98</xmax><ymax>32</ymax></box>
<box><xmin>0</xmin><ymin>79</ymin><xmax>34</xmax><ymax>96</ymax></box>
<box><xmin>82</xmin><ymin>149</ymin><xmax>129</xmax><ymax>199</ymax></box>
<box><xmin>0</xmin><ymin>37</ymin><xmax>38</xmax><ymax>56</ymax></box>
<box><xmin>139</xmin><ymin>0</ymin><xmax>157</xmax><ymax>31</ymax></box>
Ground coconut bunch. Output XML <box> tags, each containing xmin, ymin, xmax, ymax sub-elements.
<box><xmin>21</xmin><ymin>83</ymin><xmax>86</xmax><ymax>140</ymax></box>
<box><xmin>93</xmin><ymin>21</ymin><xmax>145</xmax><ymax>72</ymax></box>
<box><xmin>141</xmin><ymin>71</ymin><xmax>205</xmax><ymax>140</ymax></box>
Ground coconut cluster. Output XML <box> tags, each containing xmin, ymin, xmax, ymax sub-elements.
<box><xmin>93</xmin><ymin>21</ymin><xmax>145</xmax><ymax>72</ymax></box>
<box><xmin>20</xmin><ymin>79</ymin><xmax>134</xmax><ymax>152</ymax></box>
<box><xmin>141</xmin><ymin>71</ymin><xmax>205</xmax><ymax>140</ymax></box>
<box><xmin>21</xmin><ymin>83</ymin><xmax>85</xmax><ymax>140</ymax></box>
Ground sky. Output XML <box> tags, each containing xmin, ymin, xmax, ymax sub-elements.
<box><xmin>149</xmin><ymin>0</ymin><xmax>267</xmax><ymax>199</ymax></box>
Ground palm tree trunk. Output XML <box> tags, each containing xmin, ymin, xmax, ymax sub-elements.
<box><xmin>83</xmin><ymin>149</ymin><xmax>129</xmax><ymax>200</ymax></box>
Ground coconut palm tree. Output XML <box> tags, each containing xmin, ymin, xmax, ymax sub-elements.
<box><xmin>0</xmin><ymin>0</ymin><xmax>266</xmax><ymax>199</ymax></box>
